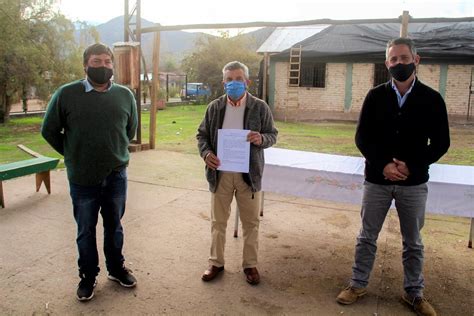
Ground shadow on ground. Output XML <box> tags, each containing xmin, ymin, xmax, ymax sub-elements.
<box><xmin>0</xmin><ymin>150</ymin><xmax>473</xmax><ymax>315</ymax></box>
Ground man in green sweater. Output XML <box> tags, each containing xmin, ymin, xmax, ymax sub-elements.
<box><xmin>41</xmin><ymin>43</ymin><xmax>138</xmax><ymax>301</ymax></box>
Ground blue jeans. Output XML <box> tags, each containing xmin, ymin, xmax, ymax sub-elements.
<box><xmin>351</xmin><ymin>181</ymin><xmax>428</xmax><ymax>297</ymax></box>
<box><xmin>69</xmin><ymin>168</ymin><xmax>128</xmax><ymax>277</ymax></box>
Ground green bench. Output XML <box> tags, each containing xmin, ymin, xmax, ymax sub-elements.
<box><xmin>0</xmin><ymin>145</ymin><xmax>59</xmax><ymax>208</ymax></box>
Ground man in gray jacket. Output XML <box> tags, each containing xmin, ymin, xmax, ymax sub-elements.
<box><xmin>197</xmin><ymin>61</ymin><xmax>277</xmax><ymax>285</ymax></box>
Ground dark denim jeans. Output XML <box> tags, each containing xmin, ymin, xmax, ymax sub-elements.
<box><xmin>69</xmin><ymin>168</ymin><xmax>128</xmax><ymax>277</ymax></box>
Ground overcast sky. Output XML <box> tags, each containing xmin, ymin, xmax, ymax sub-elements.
<box><xmin>57</xmin><ymin>0</ymin><xmax>473</xmax><ymax>30</ymax></box>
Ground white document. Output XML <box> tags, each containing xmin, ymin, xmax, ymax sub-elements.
<box><xmin>217</xmin><ymin>129</ymin><xmax>250</xmax><ymax>173</ymax></box>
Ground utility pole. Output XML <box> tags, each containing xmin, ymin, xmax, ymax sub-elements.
<box><xmin>124</xmin><ymin>0</ymin><xmax>129</xmax><ymax>41</ymax></box>
<box><xmin>400</xmin><ymin>11</ymin><xmax>409</xmax><ymax>37</ymax></box>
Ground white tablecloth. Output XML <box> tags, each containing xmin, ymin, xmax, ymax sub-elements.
<box><xmin>262</xmin><ymin>148</ymin><xmax>474</xmax><ymax>218</ymax></box>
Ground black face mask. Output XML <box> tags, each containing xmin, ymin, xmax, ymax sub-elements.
<box><xmin>86</xmin><ymin>66</ymin><xmax>113</xmax><ymax>84</ymax></box>
<box><xmin>389</xmin><ymin>63</ymin><xmax>415</xmax><ymax>82</ymax></box>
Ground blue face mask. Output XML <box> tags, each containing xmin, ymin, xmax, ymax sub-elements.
<box><xmin>224</xmin><ymin>80</ymin><xmax>246</xmax><ymax>100</ymax></box>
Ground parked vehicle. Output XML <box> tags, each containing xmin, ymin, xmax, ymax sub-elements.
<box><xmin>180</xmin><ymin>83</ymin><xmax>211</xmax><ymax>101</ymax></box>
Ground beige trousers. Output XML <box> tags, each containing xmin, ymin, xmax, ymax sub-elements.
<box><xmin>209</xmin><ymin>172</ymin><xmax>261</xmax><ymax>269</ymax></box>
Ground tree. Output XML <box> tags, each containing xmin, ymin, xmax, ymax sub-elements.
<box><xmin>0</xmin><ymin>0</ymin><xmax>85</xmax><ymax>123</ymax></box>
<box><xmin>181</xmin><ymin>31</ymin><xmax>261</xmax><ymax>99</ymax></box>
<box><xmin>76</xmin><ymin>21</ymin><xmax>100</xmax><ymax>48</ymax></box>
<box><xmin>160</xmin><ymin>53</ymin><xmax>179</xmax><ymax>73</ymax></box>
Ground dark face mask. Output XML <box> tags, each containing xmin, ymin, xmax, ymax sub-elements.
<box><xmin>86</xmin><ymin>66</ymin><xmax>113</xmax><ymax>84</ymax></box>
<box><xmin>388</xmin><ymin>63</ymin><xmax>415</xmax><ymax>82</ymax></box>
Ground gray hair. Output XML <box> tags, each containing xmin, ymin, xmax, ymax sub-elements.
<box><xmin>385</xmin><ymin>37</ymin><xmax>417</xmax><ymax>60</ymax></box>
<box><xmin>222</xmin><ymin>61</ymin><xmax>249</xmax><ymax>80</ymax></box>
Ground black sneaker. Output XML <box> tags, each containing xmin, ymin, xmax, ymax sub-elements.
<box><xmin>77</xmin><ymin>277</ymin><xmax>97</xmax><ymax>301</ymax></box>
<box><xmin>108</xmin><ymin>266</ymin><xmax>137</xmax><ymax>288</ymax></box>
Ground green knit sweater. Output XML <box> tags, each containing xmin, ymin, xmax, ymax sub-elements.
<box><xmin>41</xmin><ymin>80</ymin><xmax>138</xmax><ymax>185</ymax></box>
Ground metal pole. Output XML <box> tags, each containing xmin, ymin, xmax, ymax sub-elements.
<box><xmin>185</xmin><ymin>75</ymin><xmax>188</xmax><ymax>99</ymax></box>
<box><xmin>124</xmin><ymin>0</ymin><xmax>129</xmax><ymax>41</ymax></box>
<box><xmin>135</xmin><ymin>0</ymin><xmax>142</xmax><ymax>144</ymax></box>
<box><xmin>166</xmin><ymin>73</ymin><xmax>169</xmax><ymax>102</ymax></box>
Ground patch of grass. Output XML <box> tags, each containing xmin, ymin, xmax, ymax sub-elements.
<box><xmin>274</xmin><ymin>121</ymin><xmax>360</xmax><ymax>156</ymax></box>
<box><xmin>0</xmin><ymin>116</ymin><xmax>63</xmax><ymax>164</ymax></box>
<box><xmin>141</xmin><ymin>104</ymin><xmax>207</xmax><ymax>154</ymax></box>
<box><xmin>0</xmin><ymin>107</ymin><xmax>473</xmax><ymax>166</ymax></box>
<box><xmin>440</xmin><ymin>125</ymin><xmax>474</xmax><ymax>165</ymax></box>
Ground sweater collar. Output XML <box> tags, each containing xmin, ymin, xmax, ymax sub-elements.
<box><xmin>83</xmin><ymin>79</ymin><xmax>112</xmax><ymax>93</ymax></box>
<box><xmin>226</xmin><ymin>92</ymin><xmax>247</xmax><ymax>107</ymax></box>
<box><xmin>219</xmin><ymin>92</ymin><xmax>255</xmax><ymax>110</ymax></box>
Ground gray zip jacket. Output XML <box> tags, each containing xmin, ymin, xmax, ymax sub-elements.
<box><xmin>197</xmin><ymin>93</ymin><xmax>278</xmax><ymax>193</ymax></box>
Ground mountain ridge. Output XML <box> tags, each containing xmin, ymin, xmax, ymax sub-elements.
<box><xmin>75</xmin><ymin>16</ymin><xmax>274</xmax><ymax>70</ymax></box>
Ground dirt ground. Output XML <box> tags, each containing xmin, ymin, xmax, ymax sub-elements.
<box><xmin>0</xmin><ymin>150</ymin><xmax>473</xmax><ymax>315</ymax></box>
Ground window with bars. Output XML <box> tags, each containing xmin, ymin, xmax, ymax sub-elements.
<box><xmin>300</xmin><ymin>62</ymin><xmax>326</xmax><ymax>88</ymax></box>
<box><xmin>373</xmin><ymin>63</ymin><xmax>390</xmax><ymax>86</ymax></box>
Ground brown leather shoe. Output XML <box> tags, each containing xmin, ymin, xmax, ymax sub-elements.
<box><xmin>336</xmin><ymin>286</ymin><xmax>367</xmax><ymax>305</ymax></box>
<box><xmin>201</xmin><ymin>265</ymin><xmax>224</xmax><ymax>282</ymax></box>
<box><xmin>402</xmin><ymin>293</ymin><xmax>437</xmax><ymax>316</ymax></box>
<box><xmin>243</xmin><ymin>267</ymin><xmax>260</xmax><ymax>285</ymax></box>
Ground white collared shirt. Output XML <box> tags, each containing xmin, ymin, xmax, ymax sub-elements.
<box><xmin>390</xmin><ymin>77</ymin><xmax>416</xmax><ymax>108</ymax></box>
<box><xmin>83</xmin><ymin>78</ymin><xmax>112</xmax><ymax>93</ymax></box>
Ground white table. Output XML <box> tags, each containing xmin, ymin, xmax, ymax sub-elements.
<box><xmin>259</xmin><ymin>148</ymin><xmax>474</xmax><ymax>247</ymax></box>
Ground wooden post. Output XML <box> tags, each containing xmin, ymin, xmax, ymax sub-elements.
<box><xmin>17</xmin><ymin>144</ymin><xmax>42</xmax><ymax>157</ymax></box>
<box><xmin>36</xmin><ymin>171</ymin><xmax>51</xmax><ymax>194</ymax></box>
<box><xmin>400</xmin><ymin>11</ymin><xmax>409</xmax><ymax>37</ymax></box>
<box><xmin>0</xmin><ymin>181</ymin><xmax>4</xmax><ymax>208</ymax></box>
<box><xmin>150</xmin><ymin>31</ymin><xmax>161</xmax><ymax>150</ymax></box>
<box><xmin>469</xmin><ymin>218</ymin><xmax>473</xmax><ymax>248</ymax></box>
<box><xmin>135</xmin><ymin>0</ymin><xmax>142</xmax><ymax>145</ymax></box>
<box><xmin>262</xmin><ymin>53</ymin><xmax>269</xmax><ymax>102</ymax></box>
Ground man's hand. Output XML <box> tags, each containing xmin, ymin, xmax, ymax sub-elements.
<box><xmin>247</xmin><ymin>131</ymin><xmax>262</xmax><ymax>146</ymax></box>
<box><xmin>393</xmin><ymin>158</ymin><xmax>410</xmax><ymax>177</ymax></box>
<box><xmin>204</xmin><ymin>152</ymin><xmax>220</xmax><ymax>170</ymax></box>
<box><xmin>383</xmin><ymin>162</ymin><xmax>408</xmax><ymax>181</ymax></box>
